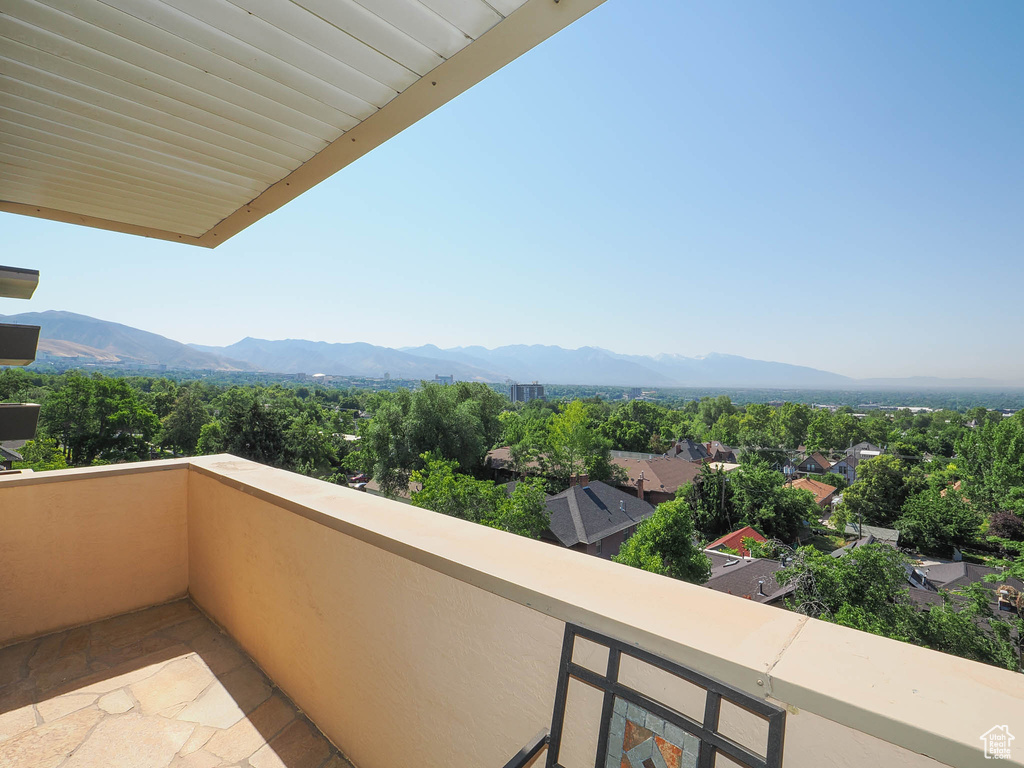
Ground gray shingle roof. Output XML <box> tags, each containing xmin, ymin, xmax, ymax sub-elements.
<box><xmin>843</xmin><ymin>523</ymin><xmax>899</xmax><ymax>545</ymax></box>
<box><xmin>703</xmin><ymin>557</ymin><xmax>793</xmax><ymax>604</ymax></box>
<box><xmin>545</xmin><ymin>480</ymin><xmax>654</xmax><ymax>547</ymax></box>
<box><xmin>669</xmin><ymin>439</ymin><xmax>709</xmax><ymax>463</ymax></box>
<box><xmin>0</xmin><ymin>442</ymin><xmax>24</xmax><ymax>462</ymax></box>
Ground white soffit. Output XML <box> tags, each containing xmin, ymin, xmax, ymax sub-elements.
<box><xmin>0</xmin><ymin>0</ymin><xmax>604</xmax><ymax>247</ymax></box>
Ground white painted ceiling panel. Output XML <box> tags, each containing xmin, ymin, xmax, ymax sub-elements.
<box><xmin>0</xmin><ymin>149</ymin><xmax>243</xmax><ymax>216</ymax></box>
<box><xmin>0</xmin><ymin>73</ymin><xmax>302</xmax><ymax>176</ymax></box>
<box><xmin>291</xmin><ymin>0</ymin><xmax>446</xmax><ymax>75</ymax></box>
<box><xmin>346</xmin><ymin>0</ymin><xmax>479</xmax><ymax>59</ymax></box>
<box><xmin>0</xmin><ymin>48</ymin><xmax>318</xmax><ymax>162</ymax></box>
<box><xmin>417</xmin><ymin>0</ymin><xmax>502</xmax><ymax>39</ymax></box>
<box><xmin>160</xmin><ymin>0</ymin><xmax>397</xmax><ymax>108</ymax></box>
<box><xmin>97</xmin><ymin>0</ymin><xmax>380</xmax><ymax>121</ymax></box>
<box><xmin>9</xmin><ymin>0</ymin><xmax>337</xmax><ymax>149</ymax></box>
<box><xmin>0</xmin><ymin>0</ymin><xmax>601</xmax><ymax>245</ymax></box>
<box><xmin>0</xmin><ymin>112</ymin><xmax>270</xmax><ymax>191</ymax></box>
<box><xmin>0</xmin><ymin>96</ymin><xmax>289</xmax><ymax>183</ymax></box>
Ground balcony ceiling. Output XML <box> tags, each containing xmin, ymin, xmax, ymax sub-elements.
<box><xmin>0</xmin><ymin>0</ymin><xmax>603</xmax><ymax>247</ymax></box>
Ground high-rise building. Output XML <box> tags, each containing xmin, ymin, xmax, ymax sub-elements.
<box><xmin>510</xmin><ymin>382</ymin><xmax>545</xmax><ymax>403</ymax></box>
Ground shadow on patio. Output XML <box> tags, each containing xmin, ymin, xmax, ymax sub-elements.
<box><xmin>0</xmin><ymin>599</ymin><xmax>352</xmax><ymax>768</ymax></box>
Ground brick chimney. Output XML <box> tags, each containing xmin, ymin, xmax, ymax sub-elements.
<box><xmin>636</xmin><ymin>471</ymin><xmax>645</xmax><ymax>500</ymax></box>
<box><xmin>569</xmin><ymin>473</ymin><xmax>590</xmax><ymax>488</ymax></box>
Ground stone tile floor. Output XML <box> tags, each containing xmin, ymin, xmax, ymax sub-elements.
<box><xmin>0</xmin><ymin>599</ymin><xmax>354</xmax><ymax>768</ymax></box>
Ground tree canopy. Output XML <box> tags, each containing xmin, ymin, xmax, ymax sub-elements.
<box><xmin>778</xmin><ymin>544</ymin><xmax>1019</xmax><ymax>671</ymax></box>
<box><xmin>837</xmin><ymin>455</ymin><xmax>921</xmax><ymax>527</ymax></box>
<box><xmin>410</xmin><ymin>454</ymin><xmax>548</xmax><ymax>538</ymax></box>
<box><xmin>353</xmin><ymin>382</ymin><xmax>505</xmax><ymax>496</ymax></box>
<box><xmin>613</xmin><ymin>498</ymin><xmax>711</xmax><ymax>583</ymax></box>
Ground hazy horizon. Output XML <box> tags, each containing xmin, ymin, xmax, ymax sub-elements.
<box><xmin>4</xmin><ymin>2</ymin><xmax>1022</xmax><ymax>381</ymax></box>
<box><xmin>6</xmin><ymin>307</ymin><xmax>1023</xmax><ymax>386</ymax></box>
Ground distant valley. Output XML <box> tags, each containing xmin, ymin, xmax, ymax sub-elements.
<box><xmin>0</xmin><ymin>311</ymin><xmax>1010</xmax><ymax>389</ymax></box>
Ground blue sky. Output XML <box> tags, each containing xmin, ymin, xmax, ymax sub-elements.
<box><xmin>4</xmin><ymin>1</ymin><xmax>1023</xmax><ymax>381</ymax></box>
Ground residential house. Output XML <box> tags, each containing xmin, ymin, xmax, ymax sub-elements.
<box><xmin>843</xmin><ymin>523</ymin><xmax>900</xmax><ymax>546</ymax></box>
<box><xmin>830</xmin><ymin>442</ymin><xmax>883</xmax><ymax>484</ymax></box>
<box><xmin>775</xmin><ymin>456</ymin><xmax>798</xmax><ymax>479</ymax></box>
<box><xmin>787</xmin><ymin>477</ymin><xmax>839</xmax><ymax>509</ymax></box>
<box><xmin>704</xmin><ymin>552</ymin><xmax>794</xmax><ymax>605</ymax></box>
<box><xmin>706</xmin><ymin>526</ymin><xmax>768</xmax><ymax>558</ymax></box>
<box><xmin>484</xmin><ymin>446</ymin><xmax>541</xmax><ymax>483</ymax></box>
<box><xmin>796</xmin><ymin>452</ymin><xmax>832</xmax><ymax>475</ymax></box>
<box><xmin>542</xmin><ymin>476</ymin><xmax>655</xmax><ymax>559</ymax></box>
<box><xmin>611</xmin><ymin>455</ymin><xmax>702</xmax><ymax>505</ymax></box>
<box><xmin>828</xmin><ymin>454</ymin><xmax>860</xmax><ymax>485</ymax></box>
<box><xmin>705</xmin><ymin>441</ymin><xmax>738</xmax><ymax>463</ymax></box>
<box><xmin>905</xmin><ymin>561</ymin><xmax>1024</xmax><ymax>619</ymax></box>
<box><xmin>830</xmin><ymin>534</ymin><xmax>883</xmax><ymax>558</ymax></box>
<box><xmin>666</xmin><ymin>438</ymin><xmax>709</xmax><ymax>463</ymax></box>
<box><xmin>849</xmin><ymin>441</ymin><xmax>883</xmax><ymax>460</ymax></box>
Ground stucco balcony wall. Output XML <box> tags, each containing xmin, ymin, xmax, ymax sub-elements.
<box><xmin>0</xmin><ymin>459</ymin><xmax>189</xmax><ymax>645</ymax></box>
<box><xmin>1</xmin><ymin>456</ymin><xmax>1021</xmax><ymax>768</ymax></box>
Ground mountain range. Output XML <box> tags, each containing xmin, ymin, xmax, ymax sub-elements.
<box><xmin>1</xmin><ymin>311</ymin><xmax>254</xmax><ymax>372</ymax></box>
<box><xmin>0</xmin><ymin>310</ymin><xmax>1009</xmax><ymax>389</ymax></box>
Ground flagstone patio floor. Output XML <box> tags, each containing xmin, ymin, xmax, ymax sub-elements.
<box><xmin>0</xmin><ymin>599</ymin><xmax>354</xmax><ymax>768</ymax></box>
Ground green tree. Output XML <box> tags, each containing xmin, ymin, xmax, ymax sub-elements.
<box><xmin>13</xmin><ymin>438</ymin><xmax>68</xmax><ymax>471</ymax></box>
<box><xmin>601</xmin><ymin>400</ymin><xmax>671</xmax><ymax>453</ymax></box>
<box><xmin>805</xmin><ymin>472</ymin><xmax>847</xmax><ymax>490</ymax></box>
<box><xmin>777</xmin><ymin>402</ymin><xmax>811</xmax><ymax>450</ymax></box>
<box><xmin>730</xmin><ymin>458</ymin><xmax>817</xmax><ymax>542</ymax></box>
<box><xmin>411</xmin><ymin>454</ymin><xmax>548</xmax><ymax>538</ymax></box>
<box><xmin>738</xmin><ymin>403</ymin><xmax>779</xmax><ymax>449</ymax></box>
<box><xmin>896</xmin><ymin>485</ymin><xmax>981</xmax><ymax>557</ymax></box>
<box><xmin>86</xmin><ymin>377</ymin><xmax>160</xmax><ymax>462</ymax></box>
<box><xmin>956</xmin><ymin>412</ymin><xmax>1024</xmax><ymax>516</ymax></box>
<box><xmin>40</xmin><ymin>375</ymin><xmax>160</xmax><ymax>465</ymax></box>
<box><xmin>778</xmin><ymin>544</ymin><xmax>1018</xmax><ymax>670</ymax></box>
<box><xmin>407</xmin><ymin>382</ymin><xmax>504</xmax><ymax>473</ymax></box>
<box><xmin>742</xmin><ymin>537</ymin><xmax>787</xmax><ymax>560</ymax></box>
<box><xmin>355</xmin><ymin>382</ymin><xmax>506</xmax><ymax>496</ymax></box>
<box><xmin>160</xmin><ymin>386</ymin><xmax>210</xmax><ymax>454</ymax></box>
<box><xmin>677</xmin><ymin>464</ymin><xmax>735</xmax><ymax>539</ymax></box>
<box><xmin>708</xmin><ymin>413</ymin><xmax>741</xmax><ymax>446</ymax></box>
<box><xmin>38</xmin><ymin>372</ymin><xmax>96</xmax><ymax>465</ymax></box>
<box><xmin>779</xmin><ymin>545</ymin><xmax>917</xmax><ymax>636</ymax></box>
<box><xmin>839</xmin><ymin>455</ymin><xmax>919</xmax><ymax>527</ymax></box>
<box><xmin>286</xmin><ymin>409</ymin><xmax>340</xmax><ymax>479</ymax></box>
<box><xmin>697</xmin><ymin>395</ymin><xmax>735</xmax><ymax>429</ymax></box>
<box><xmin>214</xmin><ymin>388</ymin><xmax>289</xmax><ymax>467</ymax></box>
<box><xmin>146</xmin><ymin>378</ymin><xmax>179</xmax><ymax>419</ymax></box>
<box><xmin>491</xmin><ymin>478</ymin><xmax>549</xmax><ymax>538</ymax></box>
<box><xmin>548</xmin><ymin>399</ymin><xmax>602</xmax><ymax>481</ymax></box>
<box><xmin>613</xmin><ymin>498</ymin><xmax>711</xmax><ymax>583</ymax></box>
<box><xmin>356</xmin><ymin>389</ymin><xmax>415</xmax><ymax>496</ymax></box>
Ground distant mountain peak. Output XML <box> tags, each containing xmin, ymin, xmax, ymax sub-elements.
<box><xmin>4</xmin><ymin>311</ymin><xmax>1011</xmax><ymax>387</ymax></box>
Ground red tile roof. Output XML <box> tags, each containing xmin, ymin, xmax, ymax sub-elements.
<box><xmin>706</xmin><ymin>526</ymin><xmax>767</xmax><ymax>557</ymax></box>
